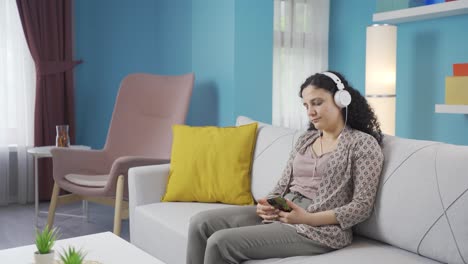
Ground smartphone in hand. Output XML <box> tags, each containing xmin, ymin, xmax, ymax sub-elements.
<box><xmin>266</xmin><ymin>196</ymin><xmax>292</xmax><ymax>212</ymax></box>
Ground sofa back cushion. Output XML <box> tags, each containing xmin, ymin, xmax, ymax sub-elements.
<box><xmin>354</xmin><ymin>135</ymin><xmax>468</xmax><ymax>264</ymax></box>
<box><xmin>162</xmin><ymin>123</ymin><xmax>257</xmax><ymax>205</ymax></box>
<box><xmin>236</xmin><ymin>116</ymin><xmax>302</xmax><ymax>200</ymax></box>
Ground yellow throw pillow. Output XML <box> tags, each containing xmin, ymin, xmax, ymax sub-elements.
<box><xmin>162</xmin><ymin>123</ymin><xmax>258</xmax><ymax>205</ymax></box>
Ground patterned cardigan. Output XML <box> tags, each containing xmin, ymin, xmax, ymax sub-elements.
<box><xmin>270</xmin><ymin>126</ymin><xmax>384</xmax><ymax>249</ymax></box>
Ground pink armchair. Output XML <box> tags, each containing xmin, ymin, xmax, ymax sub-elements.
<box><xmin>47</xmin><ymin>73</ymin><xmax>194</xmax><ymax>235</ymax></box>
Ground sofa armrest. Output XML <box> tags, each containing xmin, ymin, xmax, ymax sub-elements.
<box><xmin>128</xmin><ymin>163</ymin><xmax>170</xmax><ymax>236</ymax></box>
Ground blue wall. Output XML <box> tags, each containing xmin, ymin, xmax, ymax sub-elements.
<box><xmin>75</xmin><ymin>0</ymin><xmax>468</xmax><ymax>148</ymax></box>
<box><xmin>152</xmin><ymin>0</ymin><xmax>193</xmax><ymax>75</ymax></box>
<box><xmin>329</xmin><ymin>0</ymin><xmax>375</xmax><ymax>93</ymax></box>
<box><xmin>190</xmin><ymin>0</ymin><xmax>235</xmax><ymax>127</ymax></box>
<box><xmin>329</xmin><ymin>0</ymin><xmax>468</xmax><ymax>145</ymax></box>
<box><xmin>189</xmin><ymin>0</ymin><xmax>273</xmax><ymax>127</ymax></box>
<box><xmin>234</xmin><ymin>0</ymin><xmax>273</xmax><ymax>124</ymax></box>
<box><xmin>74</xmin><ymin>0</ymin><xmax>273</xmax><ymax>148</ymax></box>
<box><xmin>75</xmin><ymin>0</ymin><xmax>192</xmax><ymax>148</ymax></box>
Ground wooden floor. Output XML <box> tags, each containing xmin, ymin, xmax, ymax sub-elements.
<box><xmin>0</xmin><ymin>202</ymin><xmax>129</xmax><ymax>250</ymax></box>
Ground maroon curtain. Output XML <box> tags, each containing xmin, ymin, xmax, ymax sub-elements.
<box><xmin>16</xmin><ymin>0</ymin><xmax>81</xmax><ymax>200</ymax></box>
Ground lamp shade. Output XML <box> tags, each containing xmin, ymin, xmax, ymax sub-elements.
<box><xmin>365</xmin><ymin>24</ymin><xmax>397</xmax><ymax>135</ymax></box>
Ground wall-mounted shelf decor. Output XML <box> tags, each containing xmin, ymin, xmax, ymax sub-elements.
<box><xmin>435</xmin><ymin>104</ymin><xmax>468</xmax><ymax>114</ymax></box>
<box><xmin>373</xmin><ymin>1</ymin><xmax>468</xmax><ymax>23</ymax></box>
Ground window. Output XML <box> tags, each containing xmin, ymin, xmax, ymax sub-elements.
<box><xmin>272</xmin><ymin>0</ymin><xmax>329</xmax><ymax>129</ymax></box>
<box><xmin>0</xmin><ymin>0</ymin><xmax>35</xmax><ymax>205</ymax></box>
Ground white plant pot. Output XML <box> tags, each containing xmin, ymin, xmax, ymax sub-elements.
<box><xmin>34</xmin><ymin>250</ymin><xmax>55</xmax><ymax>264</ymax></box>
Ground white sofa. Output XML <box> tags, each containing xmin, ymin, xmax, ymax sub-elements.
<box><xmin>128</xmin><ymin>116</ymin><xmax>468</xmax><ymax>264</ymax></box>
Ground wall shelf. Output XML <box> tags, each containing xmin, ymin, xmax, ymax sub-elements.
<box><xmin>435</xmin><ymin>104</ymin><xmax>468</xmax><ymax>114</ymax></box>
<box><xmin>373</xmin><ymin>1</ymin><xmax>468</xmax><ymax>24</ymax></box>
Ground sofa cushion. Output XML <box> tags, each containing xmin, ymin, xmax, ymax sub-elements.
<box><xmin>132</xmin><ymin>202</ymin><xmax>236</xmax><ymax>264</ymax></box>
<box><xmin>354</xmin><ymin>135</ymin><xmax>468</xmax><ymax>264</ymax></box>
<box><xmin>236</xmin><ymin>116</ymin><xmax>302</xmax><ymax>200</ymax></box>
<box><xmin>245</xmin><ymin>236</ymin><xmax>440</xmax><ymax>264</ymax></box>
<box><xmin>162</xmin><ymin>123</ymin><xmax>257</xmax><ymax>205</ymax></box>
<box><xmin>64</xmin><ymin>174</ymin><xmax>108</xmax><ymax>187</ymax></box>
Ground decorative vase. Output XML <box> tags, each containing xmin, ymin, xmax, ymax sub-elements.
<box><xmin>56</xmin><ymin>125</ymin><xmax>70</xmax><ymax>147</ymax></box>
<box><xmin>34</xmin><ymin>250</ymin><xmax>55</xmax><ymax>264</ymax></box>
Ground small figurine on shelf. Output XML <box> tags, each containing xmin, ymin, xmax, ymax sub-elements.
<box><xmin>56</xmin><ymin>125</ymin><xmax>70</xmax><ymax>147</ymax></box>
<box><xmin>424</xmin><ymin>0</ymin><xmax>445</xmax><ymax>4</ymax></box>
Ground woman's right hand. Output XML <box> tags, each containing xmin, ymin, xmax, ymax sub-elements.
<box><xmin>256</xmin><ymin>197</ymin><xmax>279</xmax><ymax>220</ymax></box>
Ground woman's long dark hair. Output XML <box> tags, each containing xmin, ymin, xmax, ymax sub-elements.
<box><xmin>299</xmin><ymin>71</ymin><xmax>383</xmax><ymax>144</ymax></box>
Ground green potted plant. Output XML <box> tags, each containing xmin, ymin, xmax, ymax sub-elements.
<box><xmin>59</xmin><ymin>247</ymin><xmax>86</xmax><ymax>264</ymax></box>
<box><xmin>34</xmin><ymin>225</ymin><xmax>59</xmax><ymax>264</ymax></box>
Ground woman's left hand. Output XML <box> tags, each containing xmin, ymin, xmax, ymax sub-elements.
<box><xmin>277</xmin><ymin>199</ymin><xmax>309</xmax><ymax>225</ymax></box>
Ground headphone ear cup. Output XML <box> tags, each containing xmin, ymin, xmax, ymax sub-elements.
<box><xmin>334</xmin><ymin>90</ymin><xmax>352</xmax><ymax>108</ymax></box>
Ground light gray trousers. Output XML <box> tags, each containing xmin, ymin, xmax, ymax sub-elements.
<box><xmin>186</xmin><ymin>206</ymin><xmax>333</xmax><ymax>264</ymax></box>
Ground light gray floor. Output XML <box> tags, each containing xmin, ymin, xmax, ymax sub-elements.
<box><xmin>0</xmin><ymin>202</ymin><xmax>129</xmax><ymax>250</ymax></box>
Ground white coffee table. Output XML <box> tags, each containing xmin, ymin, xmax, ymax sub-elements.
<box><xmin>27</xmin><ymin>145</ymin><xmax>91</xmax><ymax>227</ymax></box>
<box><xmin>0</xmin><ymin>232</ymin><xmax>165</xmax><ymax>264</ymax></box>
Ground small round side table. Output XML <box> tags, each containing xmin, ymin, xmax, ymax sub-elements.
<box><xmin>28</xmin><ymin>145</ymin><xmax>91</xmax><ymax>227</ymax></box>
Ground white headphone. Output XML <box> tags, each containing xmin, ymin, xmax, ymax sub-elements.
<box><xmin>321</xmin><ymin>71</ymin><xmax>351</xmax><ymax>108</ymax></box>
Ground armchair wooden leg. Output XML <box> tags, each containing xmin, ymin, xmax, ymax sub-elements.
<box><xmin>47</xmin><ymin>183</ymin><xmax>60</xmax><ymax>229</ymax></box>
<box><xmin>113</xmin><ymin>175</ymin><xmax>124</xmax><ymax>236</ymax></box>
